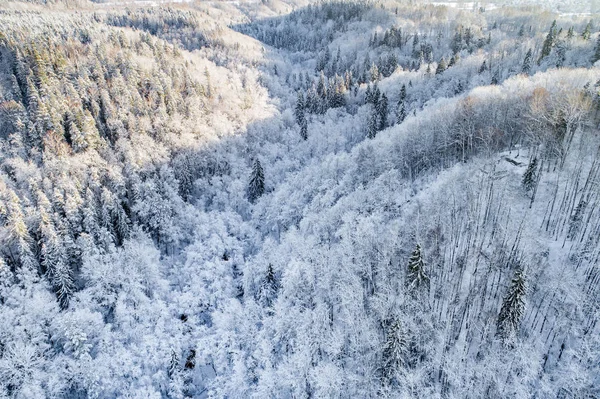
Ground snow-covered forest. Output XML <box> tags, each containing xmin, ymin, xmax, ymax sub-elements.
<box><xmin>0</xmin><ymin>0</ymin><xmax>599</xmax><ymax>397</ymax></box>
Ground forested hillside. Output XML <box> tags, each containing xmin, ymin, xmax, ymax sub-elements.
<box><xmin>0</xmin><ymin>1</ymin><xmax>599</xmax><ymax>398</ymax></box>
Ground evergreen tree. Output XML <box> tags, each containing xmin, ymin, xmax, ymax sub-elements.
<box><xmin>538</xmin><ymin>20</ymin><xmax>557</xmax><ymax>64</ymax></box>
<box><xmin>582</xmin><ymin>22</ymin><xmax>591</xmax><ymax>40</ymax></box>
<box><xmin>399</xmin><ymin>84</ymin><xmax>407</xmax><ymax>103</ymax></box>
<box><xmin>522</xmin><ymin>49</ymin><xmax>532</xmax><ymax>74</ymax></box>
<box><xmin>317</xmin><ymin>72</ymin><xmax>327</xmax><ymax>98</ymax></box>
<box><xmin>370</xmin><ymin>63</ymin><xmax>380</xmax><ymax>82</ymax></box>
<box><xmin>435</xmin><ymin>57</ymin><xmax>447</xmax><ymax>75</ymax></box>
<box><xmin>407</xmin><ymin>244</ymin><xmax>429</xmax><ymax>290</ymax></box>
<box><xmin>496</xmin><ymin>267</ymin><xmax>527</xmax><ymax>344</ymax></box>
<box><xmin>478</xmin><ymin>60</ymin><xmax>487</xmax><ymax>73</ymax></box>
<box><xmin>522</xmin><ymin>157</ymin><xmax>538</xmax><ymax>193</ymax></box>
<box><xmin>566</xmin><ymin>26</ymin><xmax>574</xmax><ymax>39</ymax></box>
<box><xmin>381</xmin><ymin>319</ymin><xmax>407</xmax><ymax>384</ymax></box>
<box><xmin>299</xmin><ymin>113</ymin><xmax>308</xmax><ymax>140</ymax></box>
<box><xmin>258</xmin><ymin>264</ymin><xmax>278</xmax><ymax>308</ymax></box>
<box><xmin>465</xmin><ymin>28</ymin><xmax>473</xmax><ymax>47</ymax></box>
<box><xmin>6</xmin><ymin>191</ymin><xmax>38</xmax><ymax>276</ymax></box>
<box><xmin>377</xmin><ymin>93</ymin><xmax>388</xmax><ymax>131</ymax></box>
<box><xmin>40</xmin><ymin>211</ymin><xmax>74</xmax><ymax>309</ymax></box>
<box><xmin>294</xmin><ymin>92</ymin><xmax>305</xmax><ymax>125</ymax></box>
<box><xmin>367</xmin><ymin>110</ymin><xmax>378</xmax><ymax>139</ymax></box>
<box><xmin>449</xmin><ymin>54</ymin><xmax>459</xmax><ymax>67</ymax></box>
<box><xmin>451</xmin><ymin>30</ymin><xmax>463</xmax><ymax>54</ymax></box>
<box><xmin>248</xmin><ymin>158</ymin><xmax>265</xmax><ymax>203</ymax></box>
<box><xmin>592</xmin><ymin>35</ymin><xmax>600</xmax><ymax>64</ymax></box>
<box><xmin>397</xmin><ymin>101</ymin><xmax>406</xmax><ymax>124</ymax></box>
<box><xmin>491</xmin><ymin>69</ymin><xmax>499</xmax><ymax>85</ymax></box>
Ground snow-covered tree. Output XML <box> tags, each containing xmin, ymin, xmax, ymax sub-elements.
<box><xmin>248</xmin><ymin>158</ymin><xmax>265</xmax><ymax>203</ymax></box>
<box><xmin>496</xmin><ymin>267</ymin><xmax>527</xmax><ymax>345</ymax></box>
<box><xmin>522</xmin><ymin>49</ymin><xmax>533</xmax><ymax>74</ymax></box>
<box><xmin>381</xmin><ymin>319</ymin><xmax>407</xmax><ymax>385</ymax></box>
<box><xmin>522</xmin><ymin>157</ymin><xmax>538</xmax><ymax>194</ymax></box>
<box><xmin>407</xmin><ymin>244</ymin><xmax>429</xmax><ymax>291</ymax></box>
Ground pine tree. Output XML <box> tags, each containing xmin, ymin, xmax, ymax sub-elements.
<box><xmin>381</xmin><ymin>319</ymin><xmax>407</xmax><ymax>383</ymax></box>
<box><xmin>478</xmin><ymin>60</ymin><xmax>487</xmax><ymax>74</ymax></box>
<box><xmin>299</xmin><ymin>113</ymin><xmax>308</xmax><ymax>140</ymax></box>
<box><xmin>370</xmin><ymin>63</ymin><xmax>380</xmax><ymax>82</ymax></box>
<box><xmin>496</xmin><ymin>268</ymin><xmax>527</xmax><ymax>344</ymax></box>
<box><xmin>317</xmin><ymin>72</ymin><xmax>327</xmax><ymax>98</ymax></box>
<box><xmin>248</xmin><ymin>158</ymin><xmax>265</xmax><ymax>203</ymax></box>
<box><xmin>522</xmin><ymin>49</ymin><xmax>532</xmax><ymax>74</ymax></box>
<box><xmin>566</xmin><ymin>26</ymin><xmax>574</xmax><ymax>39</ymax></box>
<box><xmin>582</xmin><ymin>22</ymin><xmax>591</xmax><ymax>40</ymax></box>
<box><xmin>399</xmin><ymin>84</ymin><xmax>407</xmax><ymax>102</ymax></box>
<box><xmin>451</xmin><ymin>30</ymin><xmax>463</xmax><ymax>54</ymax></box>
<box><xmin>40</xmin><ymin>211</ymin><xmax>74</xmax><ymax>309</ymax></box>
<box><xmin>396</xmin><ymin>101</ymin><xmax>406</xmax><ymax>124</ymax></box>
<box><xmin>407</xmin><ymin>244</ymin><xmax>429</xmax><ymax>290</ymax></box>
<box><xmin>538</xmin><ymin>20</ymin><xmax>557</xmax><ymax>65</ymax></box>
<box><xmin>448</xmin><ymin>54</ymin><xmax>457</xmax><ymax>67</ymax></box>
<box><xmin>258</xmin><ymin>264</ymin><xmax>278</xmax><ymax>308</ymax></box>
<box><xmin>491</xmin><ymin>69</ymin><xmax>499</xmax><ymax>85</ymax></box>
<box><xmin>592</xmin><ymin>36</ymin><xmax>600</xmax><ymax>64</ymax></box>
<box><xmin>435</xmin><ymin>57</ymin><xmax>447</xmax><ymax>75</ymax></box>
<box><xmin>6</xmin><ymin>191</ymin><xmax>38</xmax><ymax>276</ymax></box>
<box><xmin>377</xmin><ymin>93</ymin><xmax>388</xmax><ymax>131</ymax></box>
<box><xmin>522</xmin><ymin>157</ymin><xmax>538</xmax><ymax>193</ymax></box>
<box><xmin>367</xmin><ymin>110</ymin><xmax>378</xmax><ymax>139</ymax></box>
<box><xmin>294</xmin><ymin>92</ymin><xmax>305</xmax><ymax>124</ymax></box>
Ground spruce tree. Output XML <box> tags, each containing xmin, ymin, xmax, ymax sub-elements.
<box><xmin>381</xmin><ymin>319</ymin><xmax>407</xmax><ymax>383</ymax></box>
<box><xmin>299</xmin><ymin>113</ymin><xmax>308</xmax><ymax>140</ymax></box>
<box><xmin>258</xmin><ymin>264</ymin><xmax>278</xmax><ymax>308</ymax></box>
<box><xmin>435</xmin><ymin>57</ymin><xmax>447</xmax><ymax>74</ymax></box>
<box><xmin>522</xmin><ymin>49</ymin><xmax>532</xmax><ymax>74</ymax></box>
<box><xmin>478</xmin><ymin>60</ymin><xmax>487</xmax><ymax>74</ymax></box>
<box><xmin>582</xmin><ymin>22</ymin><xmax>591</xmax><ymax>40</ymax></box>
<box><xmin>367</xmin><ymin>110</ymin><xmax>378</xmax><ymax>139</ymax></box>
<box><xmin>566</xmin><ymin>26</ymin><xmax>574</xmax><ymax>39</ymax></box>
<box><xmin>377</xmin><ymin>93</ymin><xmax>388</xmax><ymax>131</ymax></box>
<box><xmin>538</xmin><ymin>20</ymin><xmax>557</xmax><ymax>65</ymax></box>
<box><xmin>407</xmin><ymin>244</ymin><xmax>429</xmax><ymax>290</ymax></box>
<box><xmin>40</xmin><ymin>213</ymin><xmax>74</xmax><ymax>309</ymax></box>
<box><xmin>491</xmin><ymin>69</ymin><xmax>499</xmax><ymax>85</ymax></box>
<box><xmin>396</xmin><ymin>101</ymin><xmax>406</xmax><ymax>124</ymax></box>
<box><xmin>496</xmin><ymin>268</ymin><xmax>527</xmax><ymax>344</ymax></box>
<box><xmin>592</xmin><ymin>36</ymin><xmax>600</xmax><ymax>64</ymax></box>
<box><xmin>522</xmin><ymin>157</ymin><xmax>538</xmax><ymax>193</ymax></box>
<box><xmin>294</xmin><ymin>92</ymin><xmax>305</xmax><ymax>124</ymax></box>
<box><xmin>248</xmin><ymin>158</ymin><xmax>265</xmax><ymax>203</ymax></box>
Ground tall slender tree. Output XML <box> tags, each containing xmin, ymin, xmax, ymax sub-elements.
<box><xmin>496</xmin><ymin>267</ymin><xmax>527</xmax><ymax>345</ymax></box>
<box><xmin>522</xmin><ymin>157</ymin><xmax>538</xmax><ymax>194</ymax></box>
<box><xmin>592</xmin><ymin>35</ymin><xmax>600</xmax><ymax>64</ymax></box>
<box><xmin>407</xmin><ymin>244</ymin><xmax>429</xmax><ymax>290</ymax></box>
<box><xmin>258</xmin><ymin>264</ymin><xmax>278</xmax><ymax>308</ymax></box>
<box><xmin>522</xmin><ymin>49</ymin><xmax>532</xmax><ymax>74</ymax></box>
<box><xmin>538</xmin><ymin>20</ymin><xmax>557</xmax><ymax>64</ymax></box>
<box><xmin>248</xmin><ymin>158</ymin><xmax>265</xmax><ymax>203</ymax></box>
<box><xmin>381</xmin><ymin>319</ymin><xmax>407</xmax><ymax>384</ymax></box>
